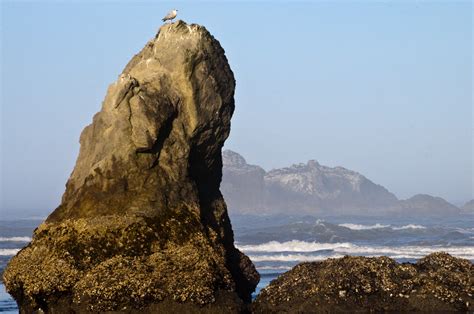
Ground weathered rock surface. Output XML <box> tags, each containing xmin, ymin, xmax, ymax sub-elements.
<box><xmin>3</xmin><ymin>21</ymin><xmax>258</xmax><ymax>313</ymax></box>
<box><xmin>253</xmin><ymin>252</ymin><xmax>473</xmax><ymax>313</ymax></box>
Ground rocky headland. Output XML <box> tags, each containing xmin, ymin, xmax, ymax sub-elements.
<box><xmin>461</xmin><ymin>199</ymin><xmax>474</xmax><ymax>213</ymax></box>
<box><xmin>222</xmin><ymin>150</ymin><xmax>462</xmax><ymax>217</ymax></box>
<box><xmin>253</xmin><ymin>253</ymin><xmax>473</xmax><ymax>313</ymax></box>
<box><xmin>3</xmin><ymin>21</ymin><xmax>258</xmax><ymax>313</ymax></box>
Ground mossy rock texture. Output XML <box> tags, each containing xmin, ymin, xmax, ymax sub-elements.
<box><xmin>253</xmin><ymin>252</ymin><xmax>473</xmax><ymax>313</ymax></box>
<box><xmin>3</xmin><ymin>21</ymin><xmax>259</xmax><ymax>313</ymax></box>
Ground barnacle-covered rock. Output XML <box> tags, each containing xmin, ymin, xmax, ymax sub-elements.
<box><xmin>253</xmin><ymin>252</ymin><xmax>473</xmax><ymax>313</ymax></box>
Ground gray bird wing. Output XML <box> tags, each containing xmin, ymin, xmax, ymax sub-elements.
<box><xmin>162</xmin><ymin>12</ymin><xmax>173</xmax><ymax>20</ymax></box>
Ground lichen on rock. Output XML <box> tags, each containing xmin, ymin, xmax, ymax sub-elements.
<box><xmin>3</xmin><ymin>20</ymin><xmax>258</xmax><ymax>313</ymax></box>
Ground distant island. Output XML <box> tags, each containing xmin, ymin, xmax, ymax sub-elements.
<box><xmin>222</xmin><ymin>150</ymin><xmax>464</xmax><ymax>217</ymax></box>
<box><xmin>461</xmin><ymin>199</ymin><xmax>474</xmax><ymax>213</ymax></box>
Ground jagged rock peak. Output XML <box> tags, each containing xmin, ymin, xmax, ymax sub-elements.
<box><xmin>223</xmin><ymin>150</ymin><xmax>248</xmax><ymax>167</ymax></box>
<box><xmin>307</xmin><ymin>160</ymin><xmax>320</xmax><ymax>168</ymax></box>
<box><xmin>4</xmin><ymin>20</ymin><xmax>258</xmax><ymax>313</ymax></box>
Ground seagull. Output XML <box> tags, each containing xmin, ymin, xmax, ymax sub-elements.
<box><xmin>162</xmin><ymin>9</ymin><xmax>178</xmax><ymax>23</ymax></box>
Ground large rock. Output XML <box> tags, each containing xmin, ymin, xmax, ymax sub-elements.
<box><xmin>396</xmin><ymin>194</ymin><xmax>461</xmax><ymax>216</ymax></box>
<box><xmin>3</xmin><ymin>21</ymin><xmax>258</xmax><ymax>313</ymax></box>
<box><xmin>221</xmin><ymin>150</ymin><xmax>266</xmax><ymax>214</ymax></box>
<box><xmin>461</xmin><ymin>199</ymin><xmax>474</xmax><ymax>213</ymax></box>
<box><xmin>253</xmin><ymin>253</ymin><xmax>473</xmax><ymax>313</ymax></box>
<box><xmin>221</xmin><ymin>150</ymin><xmax>398</xmax><ymax>216</ymax></box>
<box><xmin>222</xmin><ymin>151</ymin><xmax>463</xmax><ymax>218</ymax></box>
<box><xmin>264</xmin><ymin>160</ymin><xmax>398</xmax><ymax>215</ymax></box>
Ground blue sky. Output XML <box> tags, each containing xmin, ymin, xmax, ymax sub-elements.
<box><xmin>1</xmin><ymin>1</ymin><xmax>472</xmax><ymax>217</ymax></box>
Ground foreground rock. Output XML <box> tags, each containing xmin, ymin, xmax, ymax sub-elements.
<box><xmin>3</xmin><ymin>21</ymin><xmax>258</xmax><ymax>313</ymax></box>
<box><xmin>253</xmin><ymin>253</ymin><xmax>473</xmax><ymax>313</ymax></box>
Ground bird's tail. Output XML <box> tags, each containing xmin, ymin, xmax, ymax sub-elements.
<box><xmin>162</xmin><ymin>18</ymin><xmax>166</xmax><ymax>22</ymax></box>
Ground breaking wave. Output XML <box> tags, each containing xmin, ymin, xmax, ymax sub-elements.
<box><xmin>249</xmin><ymin>253</ymin><xmax>346</xmax><ymax>262</ymax></box>
<box><xmin>0</xmin><ymin>249</ymin><xmax>20</xmax><ymax>256</ymax></box>
<box><xmin>392</xmin><ymin>224</ymin><xmax>426</xmax><ymax>230</ymax></box>
<box><xmin>237</xmin><ymin>240</ymin><xmax>353</xmax><ymax>252</ymax></box>
<box><xmin>338</xmin><ymin>223</ymin><xmax>390</xmax><ymax>230</ymax></box>
<box><xmin>338</xmin><ymin>223</ymin><xmax>426</xmax><ymax>231</ymax></box>
<box><xmin>0</xmin><ymin>236</ymin><xmax>32</xmax><ymax>242</ymax></box>
<box><xmin>255</xmin><ymin>265</ymin><xmax>293</xmax><ymax>271</ymax></box>
<box><xmin>237</xmin><ymin>240</ymin><xmax>474</xmax><ymax>261</ymax></box>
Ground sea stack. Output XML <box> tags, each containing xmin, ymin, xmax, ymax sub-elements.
<box><xmin>3</xmin><ymin>21</ymin><xmax>259</xmax><ymax>312</ymax></box>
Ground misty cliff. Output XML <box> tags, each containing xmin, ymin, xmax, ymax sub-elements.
<box><xmin>222</xmin><ymin>150</ymin><xmax>266</xmax><ymax>212</ymax></box>
<box><xmin>222</xmin><ymin>150</ymin><xmax>398</xmax><ymax>215</ymax></box>
<box><xmin>4</xmin><ymin>21</ymin><xmax>258</xmax><ymax>313</ymax></box>
<box><xmin>264</xmin><ymin>160</ymin><xmax>398</xmax><ymax>215</ymax></box>
<box><xmin>461</xmin><ymin>199</ymin><xmax>474</xmax><ymax>213</ymax></box>
<box><xmin>396</xmin><ymin>194</ymin><xmax>461</xmax><ymax>216</ymax></box>
<box><xmin>221</xmin><ymin>150</ymin><xmax>461</xmax><ymax>217</ymax></box>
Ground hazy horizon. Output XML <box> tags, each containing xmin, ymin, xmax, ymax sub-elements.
<box><xmin>1</xmin><ymin>1</ymin><xmax>472</xmax><ymax>218</ymax></box>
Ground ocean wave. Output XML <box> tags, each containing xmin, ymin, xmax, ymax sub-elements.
<box><xmin>250</xmin><ymin>253</ymin><xmax>346</xmax><ymax>262</ymax></box>
<box><xmin>454</xmin><ymin>227</ymin><xmax>474</xmax><ymax>234</ymax></box>
<box><xmin>0</xmin><ymin>236</ymin><xmax>32</xmax><ymax>242</ymax></box>
<box><xmin>338</xmin><ymin>223</ymin><xmax>426</xmax><ymax>231</ymax></box>
<box><xmin>256</xmin><ymin>265</ymin><xmax>293</xmax><ymax>271</ymax></box>
<box><xmin>392</xmin><ymin>224</ymin><xmax>426</xmax><ymax>230</ymax></box>
<box><xmin>0</xmin><ymin>249</ymin><xmax>20</xmax><ymax>256</ymax></box>
<box><xmin>338</xmin><ymin>223</ymin><xmax>390</xmax><ymax>230</ymax></box>
<box><xmin>238</xmin><ymin>240</ymin><xmax>474</xmax><ymax>261</ymax></box>
<box><xmin>249</xmin><ymin>252</ymin><xmax>474</xmax><ymax>263</ymax></box>
<box><xmin>237</xmin><ymin>240</ymin><xmax>354</xmax><ymax>252</ymax></box>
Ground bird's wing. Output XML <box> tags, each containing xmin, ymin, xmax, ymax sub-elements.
<box><xmin>163</xmin><ymin>11</ymin><xmax>173</xmax><ymax>20</ymax></box>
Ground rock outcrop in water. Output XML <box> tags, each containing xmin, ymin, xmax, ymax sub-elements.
<box><xmin>222</xmin><ymin>150</ymin><xmax>399</xmax><ymax>215</ymax></box>
<box><xmin>222</xmin><ymin>150</ymin><xmax>266</xmax><ymax>212</ymax></box>
<box><xmin>3</xmin><ymin>21</ymin><xmax>258</xmax><ymax>313</ymax></box>
<box><xmin>253</xmin><ymin>253</ymin><xmax>473</xmax><ymax>313</ymax></box>
<box><xmin>222</xmin><ymin>150</ymin><xmax>463</xmax><ymax>217</ymax></box>
<box><xmin>461</xmin><ymin>199</ymin><xmax>474</xmax><ymax>213</ymax></box>
<box><xmin>395</xmin><ymin>194</ymin><xmax>461</xmax><ymax>216</ymax></box>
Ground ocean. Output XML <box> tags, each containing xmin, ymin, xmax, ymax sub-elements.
<box><xmin>1</xmin><ymin>215</ymin><xmax>473</xmax><ymax>312</ymax></box>
<box><xmin>0</xmin><ymin>219</ymin><xmax>40</xmax><ymax>313</ymax></box>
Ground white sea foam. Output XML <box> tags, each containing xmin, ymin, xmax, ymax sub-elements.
<box><xmin>237</xmin><ymin>240</ymin><xmax>474</xmax><ymax>261</ymax></box>
<box><xmin>249</xmin><ymin>254</ymin><xmax>346</xmax><ymax>262</ymax></box>
<box><xmin>392</xmin><ymin>224</ymin><xmax>426</xmax><ymax>230</ymax></box>
<box><xmin>0</xmin><ymin>249</ymin><xmax>20</xmax><ymax>256</ymax></box>
<box><xmin>338</xmin><ymin>223</ymin><xmax>426</xmax><ymax>231</ymax></box>
<box><xmin>454</xmin><ymin>227</ymin><xmax>474</xmax><ymax>234</ymax></box>
<box><xmin>0</xmin><ymin>236</ymin><xmax>32</xmax><ymax>242</ymax></box>
<box><xmin>237</xmin><ymin>240</ymin><xmax>354</xmax><ymax>252</ymax></box>
<box><xmin>256</xmin><ymin>266</ymin><xmax>293</xmax><ymax>271</ymax></box>
<box><xmin>338</xmin><ymin>223</ymin><xmax>390</xmax><ymax>230</ymax></box>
